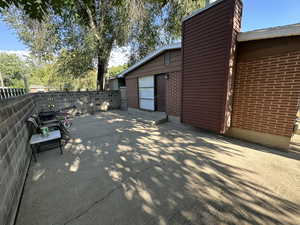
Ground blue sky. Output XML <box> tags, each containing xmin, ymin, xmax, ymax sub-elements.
<box><xmin>1</xmin><ymin>0</ymin><xmax>300</xmax><ymax>51</ymax></box>
<box><xmin>242</xmin><ymin>0</ymin><xmax>300</xmax><ymax>31</ymax></box>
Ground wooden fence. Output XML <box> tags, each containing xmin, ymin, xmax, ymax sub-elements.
<box><xmin>0</xmin><ymin>88</ymin><xmax>27</xmax><ymax>100</ymax></box>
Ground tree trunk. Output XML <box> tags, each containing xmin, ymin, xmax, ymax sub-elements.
<box><xmin>0</xmin><ymin>72</ymin><xmax>4</xmax><ymax>87</ymax></box>
<box><xmin>97</xmin><ymin>55</ymin><xmax>106</xmax><ymax>91</ymax></box>
<box><xmin>23</xmin><ymin>76</ymin><xmax>29</xmax><ymax>93</ymax></box>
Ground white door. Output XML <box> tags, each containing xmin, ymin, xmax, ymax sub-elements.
<box><xmin>138</xmin><ymin>75</ymin><xmax>154</xmax><ymax>111</ymax></box>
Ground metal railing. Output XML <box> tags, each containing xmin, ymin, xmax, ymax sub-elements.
<box><xmin>0</xmin><ymin>87</ymin><xmax>27</xmax><ymax>100</ymax></box>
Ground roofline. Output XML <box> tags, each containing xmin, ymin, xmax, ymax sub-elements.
<box><xmin>182</xmin><ymin>0</ymin><xmax>225</xmax><ymax>22</ymax></box>
<box><xmin>117</xmin><ymin>42</ymin><xmax>181</xmax><ymax>78</ymax></box>
<box><xmin>238</xmin><ymin>23</ymin><xmax>300</xmax><ymax>42</ymax></box>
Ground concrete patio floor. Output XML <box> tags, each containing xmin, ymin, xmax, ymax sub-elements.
<box><xmin>16</xmin><ymin>111</ymin><xmax>300</xmax><ymax>225</ymax></box>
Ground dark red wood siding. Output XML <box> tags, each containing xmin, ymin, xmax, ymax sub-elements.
<box><xmin>181</xmin><ymin>0</ymin><xmax>242</xmax><ymax>133</ymax></box>
<box><xmin>125</xmin><ymin>49</ymin><xmax>181</xmax><ymax>79</ymax></box>
<box><xmin>126</xmin><ymin>78</ymin><xmax>139</xmax><ymax>108</ymax></box>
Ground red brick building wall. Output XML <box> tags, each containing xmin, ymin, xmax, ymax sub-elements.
<box><xmin>166</xmin><ymin>72</ymin><xmax>181</xmax><ymax>117</ymax></box>
<box><xmin>232</xmin><ymin>43</ymin><xmax>300</xmax><ymax>137</ymax></box>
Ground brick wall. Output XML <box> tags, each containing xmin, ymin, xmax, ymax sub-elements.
<box><xmin>232</xmin><ymin>50</ymin><xmax>300</xmax><ymax>137</ymax></box>
<box><xmin>0</xmin><ymin>90</ymin><xmax>120</xmax><ymax>225</ymax></box>
<box><xmin>34</xmin><ymin>91</ymin><xmax>120</xmax><ymax>113</ymax></box>
<box><xmin>166</xmin><ymin>72</ymin><xmax>181</xmax><ymax>117</ymax></box>
<box><xmin>0</xmin><ymin>95</ymin><xmax>35</xmax><ymax>225</ymax></box>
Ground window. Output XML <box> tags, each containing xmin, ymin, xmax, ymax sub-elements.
<box><xmin>164</xmin><ymin>52</ymin><xmax>171</xmax><ymax>65</ymax></box>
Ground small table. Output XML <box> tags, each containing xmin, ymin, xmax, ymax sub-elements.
<box><xmin>30</xmin><ymin>130</ymin><xmax>63</xmax><ymax>162</ymax></box>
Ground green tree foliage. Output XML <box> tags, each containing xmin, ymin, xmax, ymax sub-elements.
<box><xmin>75</xmin><ymin>70</ymin><xmax>97</xmax><ymax>91</ymax></box>
<box><xmin>29</xmin><ymin>62</ymin><xmax>97</xmax><ymax>91</ymax></box>
<box><xmin>55</xmin><ymin>48</ymin><xmax>95</xmax><ymax>79</ymax></box>
<box><xmin>0</xmin><ymin>52</ymin><xmax>28</xmax><ymax>87</ymax></box>
<box><xmin>0</xmin><ymin>52</ymin><xmax>96</xmax><ymax>91</ymax></box>
<box><xmin>128</xmin><ymin>0</ymin><xmax>206</xmax><ymax>65</ymax></box>
<box><xmin>29</xmin><ymin>63</ymin><xmax>56</xmax><ymax>87</ymax></box>
<box><xmin>106</xmin><ymin>65</ymin><xmax>128</xmax><ymax>79</ymax></box>
<box><xmin>0</xmin><ymin>0</ymin><xmax>67</xmax><ymax>20</ymax></box>
<box><xmin>1</xmin><ymin>0</ymin><xmax>207</xmax><ymax>89</ymax></box>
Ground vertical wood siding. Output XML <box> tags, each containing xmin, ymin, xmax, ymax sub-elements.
<box><xmin>181</xmin><ymin>0</ymin><xmax>242</xmax><ymax>133</ymax></box>
<box><xmin>126</xmin><ymin>78</ymin><xmax>139</xmax><ymax>108</ymax></box>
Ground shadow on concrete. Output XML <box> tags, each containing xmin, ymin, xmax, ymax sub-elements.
<box><xmin>16</xmin><ymin>111</ymin><xmax>300</xmax><ymax>225</ymax></box>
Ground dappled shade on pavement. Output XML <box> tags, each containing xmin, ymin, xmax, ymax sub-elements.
<box><xmin>16</xmin><ymin>111</ymin><xmax>300</xmax><ymax>225</ymax></box>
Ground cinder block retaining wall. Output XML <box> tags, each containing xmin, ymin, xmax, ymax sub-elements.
<box><xmin>0</xmin><ymin>95</ymin><xmax>36</xmax><ymax>225</ymax></box>
<box><xmin>0</xmin><ymin>90</ymin><xmax>120</xmax><ymax>225</ymax></box>
<box><xmin>34</xmin><ymin>90</ymin><xmax>120</xmax><ymax>113</ymax></box>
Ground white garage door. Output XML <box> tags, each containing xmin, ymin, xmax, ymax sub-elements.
<box><xmin>138</xmin><ymin>75</ymin><xmax>154</xmax><ymax>111</ymax></box>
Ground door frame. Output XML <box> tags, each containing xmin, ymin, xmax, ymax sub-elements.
<box><xmin>138</xmin><ymin>75</ymin><xmax>155</xmax><ymax>111</ymax></box>
<box><xmin>136</xmin><ymin>73</ymin><xmax>167</xmax><ymax>112</ymax></box>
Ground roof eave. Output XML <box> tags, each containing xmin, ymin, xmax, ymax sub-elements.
<box><xmin>238</xmin><ymin>23</ymin><xmax>300</xmax><ymax>42</ymax></box>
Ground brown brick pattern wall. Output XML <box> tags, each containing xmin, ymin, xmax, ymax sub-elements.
<box><xmin>232</xmin><ymin>51</ymin><xmax>300</xmax><ymax>137</ymax></box>
<box><xmin>166</xmin><ymin>72</ymin><xmax>181</xmax><ymax>117</ymax></box>
<box><xmin>0</xmin><ymin>95</ymin><xmax>35</xmax><ymax>225</ymax></box>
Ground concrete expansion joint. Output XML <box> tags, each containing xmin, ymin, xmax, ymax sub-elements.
<box><xmin>60</xmin><ymin>165</ymin><xmax>157</xmax><ymax>225</ymax></box>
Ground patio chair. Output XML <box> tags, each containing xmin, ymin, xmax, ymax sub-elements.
<box><xmin>31</xmin><ymin>114</ymin><xmax>58</xmax><ymax>128</ymax></box>
<box><xmin>27</xmin><ymin>115</ymin><xmax>69</xmax><ymax>139</ymax></box>
<box><xmin>27</xmin><ymin>117</ymin><xmax>63</xmax><ymax>161</ymax></box>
